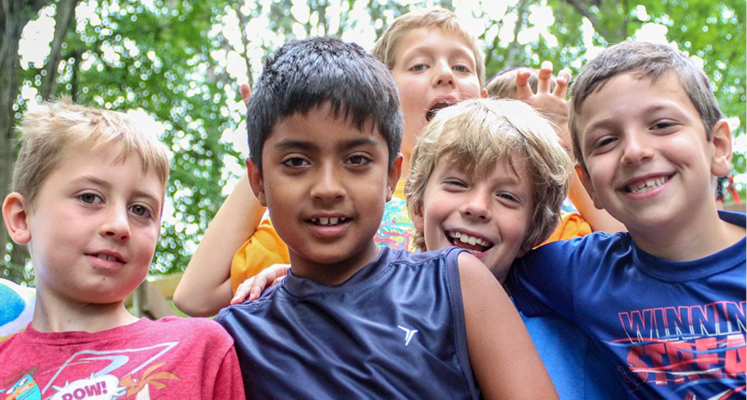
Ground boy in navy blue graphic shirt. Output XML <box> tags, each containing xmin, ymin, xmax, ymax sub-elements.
<box><xmin>508</xmin><ymin>41</ymin><xmax>746</xmax><ymax>398</ymax></box>
<box><xmin>217</xmin><ymin>37</ymin><xmax>557</xmax><ymax>399</ymax></box>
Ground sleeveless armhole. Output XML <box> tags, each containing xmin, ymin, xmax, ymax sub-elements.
<box><xmin>444</xmin><ymin>248</ymin><xmax>480</xmax><ymax>399</ymax></box>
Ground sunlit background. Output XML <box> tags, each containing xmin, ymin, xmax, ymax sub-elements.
<box><xmin>4</xmin><ymin>0</ymin><xmax>745</xmax><ymax>282</ymax></box>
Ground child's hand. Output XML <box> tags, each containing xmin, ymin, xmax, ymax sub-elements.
<box><xmin>515</xmin><ymin>61</ymin><xmax>572</xmax><ymax>151</ymax></box>
<box><xmin>230</xmin><ymin>263</ymin><xmax>290</xmax><ymax>304</ymax></box>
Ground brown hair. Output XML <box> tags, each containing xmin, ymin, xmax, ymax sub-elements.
<box><xmin>569</xmin><ymin>41</ymin><xmax>722</xmax><ymax>171</ymax></box>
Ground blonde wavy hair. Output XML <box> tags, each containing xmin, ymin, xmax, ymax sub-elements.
<box><xmin>406</xmin><ymin>98</ymin><xmax>571</xmax><ymax>253</ymax></box>
<box><xmin>12</xmin><ymin>98</ymin><xmax>170</xmax><ymax>209</ymax></box>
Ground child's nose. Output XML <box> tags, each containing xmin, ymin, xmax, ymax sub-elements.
<box><xmin>621</xmin><ymin>131</ymin><xmax>654</xmax><ymax>166</ymax></box>
<box><xmin>460</xmin><ymin>193</ymin><xmax>491</xmax><ymax>221</ymax></box>
<box><xmin>101</xmin><ymin>207</ymin><xmax>131</xmax><ymax>241</ymax></box>
<box><xmin>311</xmin><ymin>164</ymin><xmax>345</xmax><ymax>203</ymax></box>
<box><xmin>432</xmin><ymin>60</ymin><xmax>455</xmax><ymax>87</ymax></box>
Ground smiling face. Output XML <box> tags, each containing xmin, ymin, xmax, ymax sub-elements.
<box><xmin>389</xmin><ymin>27</ymin><xmax>484</xmax><ymax>159</ymax></box>
<box><xmin>412</xmin><ymin>156</ymin><xmax>534</xmax><ymax>282</ymax></box>
<box><xmin>576</xmin><ymin>72</ymin><xmax>731</xmax><ymax>239</ymax></box>
<box><xmin>249</xmin><ymin>103</ymin><xmax>400</xmax><ymax>285</ymax></box>
<box><xmin>25</xmin><ymin>145</ymin><xmax>164</xmax><ymax>306</ymax></box>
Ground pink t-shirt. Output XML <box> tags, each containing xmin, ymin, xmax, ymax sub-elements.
<box><xmin>0</xmin><ymin>317</ymin><xmax>244</xmax><ymax>399</ymax></box>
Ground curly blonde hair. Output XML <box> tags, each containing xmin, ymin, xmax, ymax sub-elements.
<box><xmin>406</xmin><ymin>98</ymin><xmax>571</xmax><ymax>253</ymax></box>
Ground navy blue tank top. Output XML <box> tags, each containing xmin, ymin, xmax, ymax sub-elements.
<box><xmin>217</xmin><ymin>247</ymin><xmax>479</xmax><ymax>399</ymax></box>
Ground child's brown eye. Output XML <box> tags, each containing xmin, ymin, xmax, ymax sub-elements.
<box><xmin>282</xmin><ymin>157</ymin><xmax>309</xmax><ymax>167</ymax></box>
<box><xmin>79</xmin><ymin>193</ymin><xmax>101</xmax><ymax>204</ymax></box>
<box><xmin>346</xmin><ymin>155</ymin><xmax>371</xmax><ymax>166</ymax></box>
<box><xmin>130</xmin><ymin>204</ymin><xmax>151</xmax><ymax>218</ymax></box>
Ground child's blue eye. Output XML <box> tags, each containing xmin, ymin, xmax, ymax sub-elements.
<box><xmin>130</xmin><ymin>204</ymin><xmax>152</xmax><ymax>218</ymax></box>
<box><xmin>410</xmin><ymin>64</ymin><xmax>427</xmax><ymax>72</ymax></box>
<box><xmin>453</xmin><ymin>65</ymin><xmax>470</xmax><ymax>73</ymax></box>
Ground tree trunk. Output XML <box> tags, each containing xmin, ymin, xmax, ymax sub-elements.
<box><xmin>0</xmin><ymin>0</ymin><xmax>52</xmax><ymax>275</ymax></box>
<box><xmin>40</xmin><ymin>0</ymin><xmax>78</xmax><ymax>100</ymax></box>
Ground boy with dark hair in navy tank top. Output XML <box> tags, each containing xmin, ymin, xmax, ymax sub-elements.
<box><xmin>216</xmin><ymin>37</ymin><xmax>557</xmax><ymax>399</ymax></box>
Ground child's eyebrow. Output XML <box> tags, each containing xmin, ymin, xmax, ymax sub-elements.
<box><xmin>274</xmin><ymin>138</ymin><xmax>379</xmax><ymax>151</ymax></box>
<box><xmin>274</xmin><ymin>140</ymin><xmax>314</xmax><ymax>150</ymax></box>
<box><xmin>339</xmin><ymin>138</ymin><xmax>379</xmax><ymax>151</ymax></box>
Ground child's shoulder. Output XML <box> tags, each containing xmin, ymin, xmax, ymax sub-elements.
<box><xmin>151</xmin><ymin>316</ymin><xmax>232</xmax><ymax>339</ymax></box>
<box><xmin>531</xmin><ymin>230</ymin><xmax>633</xmax><ymax>259</ymax></box>
<box><xmin>389</xmin><ymin>246</ymin><xmax>463</xmax><ymax>266</ymax></box>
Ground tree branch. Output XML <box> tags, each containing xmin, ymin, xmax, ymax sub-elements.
<box><xmin>40</xmin><ymin>0</ymin><xmax>78</xmax><ymax>100</ymax></box>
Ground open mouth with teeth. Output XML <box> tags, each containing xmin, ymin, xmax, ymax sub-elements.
<box><xmin>624</xmin><ymin>175</ymin><xmax>673</xmax><ymax>194</ymax></box>
<box><xmin>446</xmin><ymin>231</ymin><xmax>494</xmax><ymax>253</ymax></box>
<box><xmin>426</xmin><ymin>101</ymin><xmax>453</xmax><ymax>122</ymax></box>
<box><xmin>89</xmin><ymin>253</ymin><xmax>125</xmax><ymax>263</ymax></box>
<box><xmin>310</xmin><ymin>217</ymin><xmax>349</xmax><ymax>226</ymax></box>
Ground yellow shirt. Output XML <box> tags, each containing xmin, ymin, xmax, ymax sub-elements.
<box><xmin>539</xmin><ymin>212</ymin><xmax>592</xmax><ymax>247</ymax></box>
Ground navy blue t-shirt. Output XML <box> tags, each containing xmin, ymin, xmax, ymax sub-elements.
<box><xmin>508</xmin><ymin>211</ymin><xmax>746</xmax><ymax>399</ymax></box>
<box><xmin>217</xmin><ymin>247</ymin><xmax>479</xmax><ymax>399</ymax></box>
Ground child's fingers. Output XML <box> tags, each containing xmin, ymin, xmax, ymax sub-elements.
<box><xmin>553</xmin><ymin>69</ymin><xmax>571</xmax><ymax>98</ymax></box>
<box><xmin>514</xmin><ymin>69</ymin><xmax>534</xmax><ymax>100</ymax></box>
<box><xmin>247</xmin><ymin>273</ymin><xmax>268</xmax><ymax>301</ymax></box>
<box><xmin>231</xmin><ymin>277</ymin><xmax>255</xmax><ymax>304</ymax></box>
<box><xmin>537</xmin><ymin>60</ymin><xmax>554</xmax><ymax>94</ymax></box>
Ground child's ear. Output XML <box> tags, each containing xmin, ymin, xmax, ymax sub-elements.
<box><xmin>709</xmin><ymin>120</ymin><xmax>732</xmax><ymax>178</ymax></box>
<box><xmin>2</xmin><ymin>193</ymin><xmax>32</xmax><ymax>245</ymax></box>
<box><xmin>577</xmin><ymin>165</ymin><xmax>604</xmax><ymax>210</ymax></box>
<box><xmin>246</xmin><ymin>158</ymin><xmax>267</xmax><ymax>207</ymax></box>
<box><xmin>481</xmin><ymin>88</ymin><xmax>489</xmax><ymax>99</ymax></box>
<box><xmin>387</xmin><ymin>154</ymin><xmax>404</xmax><ymax>201</ymax></box>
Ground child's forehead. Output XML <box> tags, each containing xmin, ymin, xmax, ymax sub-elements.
<box><xmin>59</xmin><ymin>142</ymin><xmax>166</xmax><ymax>184</ymax></box>
<box><xmin>436</xmin><ymin>152</ymin><xmax>527</xmax><ymax>180</ymax></box>
<box><xmin>269</xmin><ymin>106</ymin><xmax>386</xmax><ymax>146</ymax></box>
<box><xmin>394</xmin><ymin>27</ymin><xmax>474</xmax><ymax>61</ymax></box>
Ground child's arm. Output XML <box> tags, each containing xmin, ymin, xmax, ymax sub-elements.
<box><xmin>516</xmin><ymin>62</ymin><xmax>625</xmax><ymax>234</ymax></box>
<box><xmin>173</xmin><ymin>172</ymin><xmax>265</xmax><ymax>316</ymax></box>
<box><xmin>458</xmin><ymin>253</ymin><xmax>558</xmax><ymax>398</ymax></box>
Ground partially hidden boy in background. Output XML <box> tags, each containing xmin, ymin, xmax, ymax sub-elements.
<box><xmin>216</xmin><ymin>36</ymin><xmax>557</xmax><ymax>399</ymax></box>
<box><xmin>0</xmin><ymin>100</ymin><xmax>244</xmax><ymax>399</ymax></box>
<box><xmin>507</xmin><ymin>41</ymin><xmax>746</xmax><ymax>398</ymax></box>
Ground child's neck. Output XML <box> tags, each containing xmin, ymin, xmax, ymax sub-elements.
<box><xmin>32</xmin><ymin>290</ymin><xmax>139</xmax><ymax>333</ymax></box>
<box><xmin>289</xmin><ymin>241</ymin><xmax>381</xmax><ymax>286</ymax></box>
<box><xmin>630</xmin><ymin>207</ymin><xmax>744</xmax><ymax>262</ymax></box>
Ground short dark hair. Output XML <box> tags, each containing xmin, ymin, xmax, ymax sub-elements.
<box><xmin>247</xmin><ymin>37</ymin><xmax>403</xmax><ymax>172</ymax></box>
<box><xmin>569</xmin><ymin>41</ymin><xmax>722</xmax><ymax>170</ymax></box>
